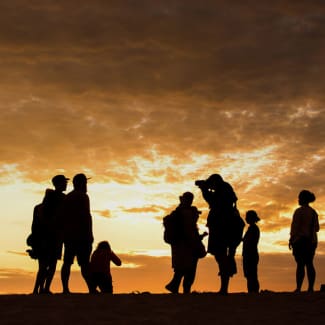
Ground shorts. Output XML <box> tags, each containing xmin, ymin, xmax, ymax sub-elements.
<box><xmin>63</xmin><ymin>240</ymin><xmax>92</xmax><ymax>266</ymax></box>
<box><xmin>292</xmin><ymin>237</ymin><xmax>316</xmax><ymax>264</ymax></box>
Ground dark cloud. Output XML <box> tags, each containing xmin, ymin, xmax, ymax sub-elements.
<box><xmin>0</xmin><ymin>0</ymin><xmax>324</xmax><ymax>239</ymax></box>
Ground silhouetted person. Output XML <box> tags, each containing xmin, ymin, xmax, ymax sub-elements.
<box><xmin>31</xmin><ymin>175</ymin><xmax>69</xmax><ymax>294</ymax></box>
<box><xmin>242</xmin><ymin>210</ymin><xmax>260</xmax><ymax>293</ymax></box>
<box><xmin>165</xmin><ymin>192</ymin><xmax>204</xmax><ymax>294</ymax></box>
<box><xmin>61</xmin><ymin>173</ymin><xmax>94</xmax><ymax>294</ymax></box>
<box><xmin>196</xmin><ymin>174</ymin><xmax>243</xmax><ymax>295</ymax></box>
<box><xmin>89</xmin><ymin>241</ymin><xmax>122</xmax><ymax>293</ymax></box>
<box><xmin>289</xmin><ymin>190</ymin><xmax>319</xmax><ymax>293</ymax></box>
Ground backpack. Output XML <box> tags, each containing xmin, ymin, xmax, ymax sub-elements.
<box><xmin>26</xmin><ymin>203</ymin><xmax>44</xmax><ymax>259</ymax></box>
<box><xmin>163</xmin><ymin>208</ymin><xmax>182</xmax><ymax>244</ymax></box>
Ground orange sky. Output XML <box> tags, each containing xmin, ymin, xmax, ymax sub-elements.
<box><xmin>0</xmin><ymin>0</ymin><xmax>324</xmax><ymax>294</ymax></box>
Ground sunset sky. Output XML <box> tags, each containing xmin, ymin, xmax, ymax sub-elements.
<box><xmin>0</xmin><ymin>0</ymin><xmax>324</xmax><ymax>294</ymax></box>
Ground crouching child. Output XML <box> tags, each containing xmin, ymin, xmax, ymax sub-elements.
<box><xmin>89</xmin><ymin>241</ymin><xmax>122</xmax><ymax>293</ymax></box>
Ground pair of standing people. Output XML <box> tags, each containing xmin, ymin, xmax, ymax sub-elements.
<box><xmin>166</xmin><ymin>174</ymin><xmax>244</xmax><ymax>295</ymax></box>
<box><xmin>242</xmin><ymin>189</ymin><xmax>320</xmax><ymax>294</ymax></box>
<box><xmin>31</xmin><ymin>173</ymin><xmax>94</xmax><ymax>294</ymax></box>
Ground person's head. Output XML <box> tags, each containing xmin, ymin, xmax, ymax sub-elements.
<box><xmin>298</xmin><ymin>190</ymin><xmax>315</xmax><ymax>206</ymax></box>
<box><xmin>179</xmin><ymin>191</ymin><xmax>194</xmax><ymax>207</ymax></box>
<box><xmin>72</xmin><ymin>173</ymin><xmax>89</xmax><ymax>193</ymax></box>
<box><xmin>51</xmin><ymin>174</ymin><xmax>69</xmax><ymax>192</ymax></box>
<box><xmin>245</xmin><ymin>210</ymin><xmax>260</xmax><ymax>225</ymax></box>
<box><xmin>206</xmin><ymin>174</ymin><xmax>224</xmax><ymax>189</ymax></box>
<box><xmin>96</xmin><ymin>241</ymin><xmax>111</xmax><ymax>252</ymax></box>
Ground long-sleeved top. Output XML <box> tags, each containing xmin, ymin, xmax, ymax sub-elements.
<box><xmin>90</xmin><ymin>249</ymin><xmax>121</xmax><ymax>275</ymax></box>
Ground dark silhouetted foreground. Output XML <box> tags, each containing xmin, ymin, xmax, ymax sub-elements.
<box><xmin>0</xmin><ymin>292</ymin><xmax>324</xmax><ymax>325</ymax></box>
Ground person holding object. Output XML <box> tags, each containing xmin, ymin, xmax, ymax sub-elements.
<box><xmin>165</xmin><ymin>192</ymin><xmax>206</xmax><ymax>294</ymax></box>
<box><xmin>195</xmin><ymin>174</ymin><xmax>243</xmax><ymax>295</ymax></box>
<box><xmin>289</xmin><ymin>190</ymin><xmax>319</xmax><ymax>293</ymax></box>
<box><xmin>30</xmin><ymin>175</ymin><xmax>69</xmax><ymax>294</ymax></box>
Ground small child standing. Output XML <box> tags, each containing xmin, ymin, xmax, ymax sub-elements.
<box><xmin>89</xmin><ymin>241</ymin><xmax>122</xmax><ymax>293</ymax></box>
<box><xmin>242</xmin><ymin>210</ymin><xmax>260</xmax><ymax>293</ymax></box>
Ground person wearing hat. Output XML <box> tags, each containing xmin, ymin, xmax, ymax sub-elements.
<box><xmin>242</xmin><ymin>210</ymin><xmax>260</xmax><ymax>293</ymax></box>
<box><xmin>195</xmin><ymin>174</ymin><xmax>241</xmax><ymax>295</ymax></box>
<box><xmin>61</xmin><ymin>173</ymin><xmax>94</xmax><ymax>294</ymax></box>
<box><xmin>31</xmin><ymin>174</ymin><xmax>69</xmax><ymax>294</ymax></box>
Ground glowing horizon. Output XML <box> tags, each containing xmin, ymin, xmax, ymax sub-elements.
<box><xmin>1</xmin><ymin>0</ymin><xmax>324</xmax><ymax>294</ymax></box>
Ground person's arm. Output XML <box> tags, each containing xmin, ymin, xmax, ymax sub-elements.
<box><xmin>314</xmin><ymin>210</ymin><xmax>320</xmax><ymax>233</ymax></box>
<box><xmin>289</xmin><ymin>209</ymin><xmax>299</xmax><ymax>248</ymax></box>
<box><xmin>110</xmin><ymin>251</ymin><xmax>122</xmax><ymax>266</ymax></box>
<box><xmin>83</xmin><ymin>194</ymin><xmax>94</xmax><ymax>242</ymax></box>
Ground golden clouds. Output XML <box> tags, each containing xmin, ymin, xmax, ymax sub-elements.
<box><xmin>0</xmin><ymin>1</ymin><xmax>324</xmax><ymax>294</ymax></box>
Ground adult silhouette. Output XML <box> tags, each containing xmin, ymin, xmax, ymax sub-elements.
<box><xmin>61</xmin><ymin>173</ymin><xmax>93</xmax><ymax>293</ymax></box>
<box><xmin>31</xmin><ymin>174</ymin><xmax>68</xmax><ymax>294</ymax></box>
<box><xmin>289</xmin><ymin>190</ymin><xmax>319</xmax><ymax>292</ymax></box>
<box><xmin>196</xmin><ymin>174</ymin><xmax>242</xmax><ymax>295</ymax></box>
<box><xmin>165</xmin><ymin>192</ymin><xmax>205</xmax><ymax>294</ymax></box>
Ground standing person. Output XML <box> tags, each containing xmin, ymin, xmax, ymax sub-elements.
<box><xmin>242</xmin><ymin>210</ymin><xmax>260</xmax><ymax>293</ymax></box>
<box><xmin>31</xmin><ymin>175</ymin><xmax>69</xmax><ymax>294</ymax></box>
<box><xmin>61</xmin><ymin>173</ymin><xmax>94</xmax><ymax>294</ymax></box>
<box><xmin>196</xmin><ymin>174</ymin><xmax>243</xmax><ymax>295</ymax></box>
<box><xmin>289</xmin><ymin>190</ymin><xmax>319</xmax><ymax>293</ymax></box>
<box><xmin>165</xmin><ymin>192</ymin><xmax>205</xmax><ymax>294</ymax></box>
<box><xmin>89</xmin><ymin>241</ymin><xmax>122</xmax><ymax>293</ymax></box>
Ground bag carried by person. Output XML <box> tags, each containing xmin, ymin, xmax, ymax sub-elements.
<box><xmin>196</xmin><ymin>240</ymin><xmax>207</xmax><ymax>258</ymax></box>
<box><xmin>163</xmin><ymin>208</ymin><xmax>182</xmax><ymax>244</ymax></box>
<box><xmin>26</xmin><ymin>203</ymin><xmax>44</xmax><ymax>259</ymax></box>
<box><xmin>229</xmin><ymin>207</ymin><xmax>245</xmax><ymax>248</ymax></box>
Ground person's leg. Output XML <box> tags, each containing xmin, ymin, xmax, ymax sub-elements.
<box><xmin>33</xmin><ymin>259</ymin><xmax>47</xmax><ymax>294</ymax></box>
<box><xmin>165</xmin><ymin>270</ymin><xmax>183</xmax><ymax>293</ymax></box>
<box><xmin>247</xmin><ymin>274</ymin><xmax>259</xmax><ymax>293</ymax></box>
<box><xmin>306</xmin><ymin>247</ymin><xmax>316</xmax><ymax>292</ymax></box>
<box><xmin>306</xmin><ymin>262</ymin><xmax>315</xmax><ymax>292</ymax></box>
<box><xmin>77</xmin><ymin>241</ymin><xmax>93</xmax><ymax>293</ymax></box>
<box><xmin>215</xmin><ymin>249</ymin><xmax>229</xmax><ymax>295</ymax></box>
<box><xmin>252</xmin><ymin>270</ymin><xmax>260</xmax><ymax>293</ymax></box>
<box><xmin>43</xmin><ymin>259</ymin><xmax>57</xmax><ymax>293</ymax></box>
<box><xmin>61</xmin><ymin>242</ymin><xmax>74</xmax><ymax>294</ymax></box>
<box><xmin>88</xmin><ymin>273</ymin><xmax>99</xmax><ymax>293</ymax></box>
<box><xmin>61</xmin><ymin>262</ymin><xmax>72</xmax><ymax>293</ymax></box>
<box><xmin>98</xmin><ymin>274</ymin><xmax>113</xmax><ymax>293</ymax></box>
<box><xmin>219</xmin><ymin>275</ymin><xmax>230</xmax><ymax>295</ymax></box>
<box><xmin>80</xmin><ymin>262</ymin><xmax>93</xmax><ymax>292</ymax></box>
<box><xmin>183</xmin><ymin>262</ymin><xmax>198</xmax><ymax>294</ymax></box>
<box><xmin>295</xmin><ymin>261</ymin><xmax>305</xmax><ymax>292</ymax></box>
<box><xmin>247</xmin><ymin>262</ymin><xmax>259</xmax><ymax>293</ymax></box>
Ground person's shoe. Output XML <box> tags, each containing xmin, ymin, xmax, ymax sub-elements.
<box><xmin>165</xmin><ymin>283</ymin><xmax>178</xmax><ymax>294</ymax></box>
<box><xmin>89</xmin><ymin>289</ymin><xmax>100</xmax><ymax>294</ymax></box>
